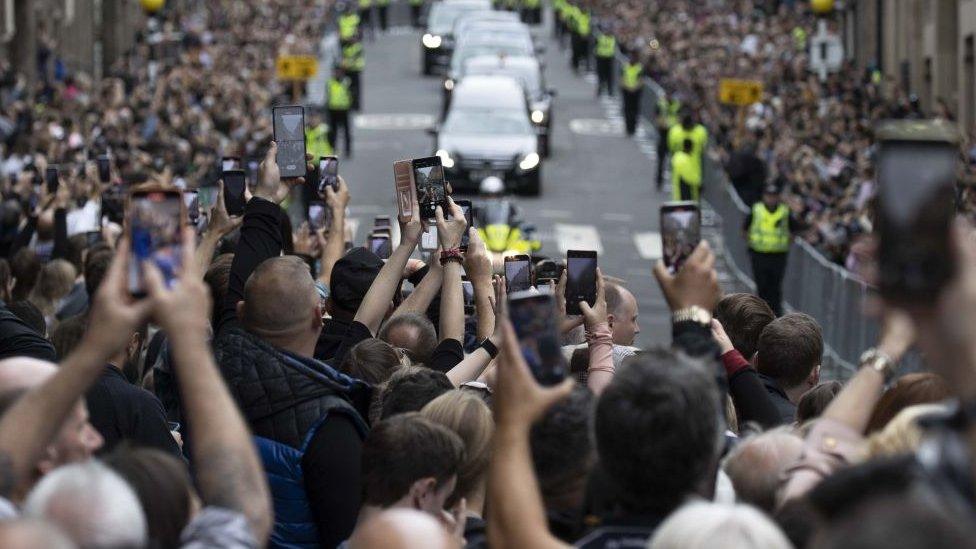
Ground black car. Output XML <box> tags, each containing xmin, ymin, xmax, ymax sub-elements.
<box><xmin>421</xmin><ymin>0</ymin><xmax>491</xmax><ymax>75</ymax></box>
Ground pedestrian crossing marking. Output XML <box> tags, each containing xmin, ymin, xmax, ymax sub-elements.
<box><xmin>568</xmin><ymin>118</ymin><xmax>624</xmax><ymax>136</ymax></box>
<box><xmin>354</xmin><ymin>113</ymin><xmax>436</xmax><ymax>130</ymax></box>
<box><xmin>555</xmin><ymin>223</ymin><xmax>604</xmax><ymax>254</ymax></box>
<box><xmin>633</xmin><ymin>232</ymin><xmax>662</xmax><ymax>260</ymax></box>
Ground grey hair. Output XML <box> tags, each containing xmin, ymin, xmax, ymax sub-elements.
<box><xmin>24</xmin><ymin>460</ymin><xmax>148</xmax><ymax>548</ymax></box>
<box><xmin>647</xmin><ymin>501</ymin><xmax>793</xmax><ymax>549</ymax></box>
<box><xmin>721</xmin><ymin>427</ymin><xmax>804</xmax><ymax>512</ymax></box>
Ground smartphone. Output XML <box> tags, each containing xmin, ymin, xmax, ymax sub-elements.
<box><xmin>505</xmin><ymin>254</ymin><xmax>532</xmax><ymax>292</ymax></box>
<box><xmin>660</xmin><ymin>201</ymin><xmax>701</xmax><ymax>274</ymax></box>
<box><xmin>565</xmin><ymin>250</ymin><xmax>598</xmax><ymax>315</ymax></box>
<box><xmin>368</xmin><ymin>233</ymin><xmax>392</xmax><ymax>259</ymax></box>
<box><xmin>462</xmin><ymin>280</ymin><xmax>475</xmax><ymax>314</ymax></box>
<box><xmin>374</xmin><ymin>215</ymin><xmax>391</xmax><ymax>229</ymax></box>
<box><xmin>876</xmin><ymin>120</ymin><xmax>960</xmax><ymax>303</ymax></box>
<box><xmin>97</xmin><ymin>155</ymin><xmax>111</xmax><ymax>183</ymax></box>
<box><xmin>45</xmin><ymin>167</ymin><xmax>59</xmax><ymax>195</ymax></box>
<box><xmin>101</xmin><ymin>185</ymin><xmax>126</xmax><ymax>225</ymax></box>
<box><xmin>127</xmin><ymin>188</ymin><xmax>185</xmax><ymax>296</ymax></box>
<box><xmin>183</xmin><ymin>190</ymin><xmax>200</xmax><ymax>224</ymax></box>
<box><xmin>508</xmin><ymin>291</ymin><xmax>568</xmax><ymax>386</ymax></box>
<box><xmin>308</xmin><ymin>200</ymin><xmax>330</xmax><ymax>231</ymax></box>
<box><xmin>221</xmin><ymin>156</ymin><xmax>241</xmax><ymax>171</ymax></box>
<box><xmin>456</xmin><ymin>199</ymin><xmax>473</xmax><ymax>252</ymax></box>
<box><xmin>535</xmin><ymin>259</ymin><xmax>564</xmax><ymax>286</ymax></box>
<box><xmin>272</xmin><ymin>105</ymin><xmax>307</xmax><ymax>179</ymax></box>
<box><xmin>421</xmin><ymin>226</ymin><xmax>438</xmax><ymax>251</ymax></box>
<box><xmin>198</xmin><ymin>185</ymin><xmax>218</xmax><ymax>210</ymax></box>
<box><xmin>223</xmin><ymin>170</ymin><xmax>247</xmax><ymax>216</ymax></box>
<box><xmin>412</xmin><ymin>156</ymin><xmax>447</xmax><ymax>221</ymax></box>
<box><xmin>318</xmin><ymin>156</ymin><xmax>339</xmax><ymax>194</ymax></box>
<box><xmin>394</xmin><ymin>159</ymin><xmax>417</xmax><ymax>223</ymax></box>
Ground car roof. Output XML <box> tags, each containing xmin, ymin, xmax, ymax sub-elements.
<box><xmin>451</xmin><ymin>75</ymin><xmax>526</xmax><ymax>110</ymax></box>
<box><xmin>464</xmin><ymin>54</ymin><xmax>539</xmax><ymax>72</ymax></box>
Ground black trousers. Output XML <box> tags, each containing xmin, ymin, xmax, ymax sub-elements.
<box><xmin>411</xmin><ymin>4</ymin><xmax>421</xmax><ymax>27</ymax></box>
<box><xmin>347</xmin><ymin>70</ymin><xmax>362</xmax><ymax>111</ymax></box>
<box><xmin>328</xmin><ymin>109</ymin><xmax>352</xmax><ymax>157</ymax></box>
<box><xmin>656</xmin><ymin>124</ymin><xmax>669</xmax><ymax>189</ymax></box>
<box><xmin>622</xmin><ymin>88</ymin><xmax>641</xmax><ymax>136</ymax></box>
<box><xmin>596</xmin><ymin>57</ymin><xmax>613</xmax><ymax>96</ymax></box>
<box><xmin>378</xmin><ymin>4</ymin><xmax>389</xmax><ymax>30</ymax></box>
<box><xmin>749</xmin><ymin>250</ymin><xmax>788</xmax><ymax>316</ymax></box>
<box><xmin>359</xmin><ymin>7</ymin><xmax>373</xmax><ymax>37</ymax></box>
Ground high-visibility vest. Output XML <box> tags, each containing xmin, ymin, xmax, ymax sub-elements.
<box><xmin>595</xmin><ymin>34</ymin><xmax>616</xmax><ymax>58</ymax></box>
<box><xmin>668</xmin><ymin>125</ymin><xmax>706</xmax><ymax>159</ymax></box>
<box><xmin>690</xmin><ymin>124</ymin><xmax>708</xmax><ymax>158</ymax></box>
<box><xmin>306</xmin><ymin>124</ymin><xmax>334</xmax><ymax>158</ymax></box>
<box><xmin>557</xmin><ymin>0</ymin><xmax>570</xmax><ymax>21</ymax></box>
<box><xmin>525</xmin><ymin>0</ymin><xmax>540</xmax><ymax>7</ymax></box>
<box><xmin>328</xmin><ymin>78</ymin><xmax>353</xmax><ymax>111</ymax></box>
<box><xmin>748</xmin><ymin>202</ymin><xmax>791</xmax><ymax>253</ymax></box>
<box><xmin>410</xmin><ymin>0</ymin><xmax>423</xmax><ymax>5</ymax></box>
<box><xmin>671</xmin><ymin>151</ymin><xmax>702</xmax><ymax>201</ymax></box>
<box><xmin>377</xmin><ymin>0</ymin><xmax>390</xmax><ymax>6</ymax></box>
<box><xmin>359</xmin><ymin>0</ymin><xmax>372</xmax><ymax>8</ymax></box>
<box><xmin>657</xmin><ymin>97</ymin><xmax>681</xmax><ymax>128</ymax></box>
<box><xmin>339</xmin><ymin>14</ymin><xmax>360</xmax><ymax>40</ymax></box>
<box><xmin>342</xmin><ymin>42</ymin><xmax>365</xmax><ymax>72</ymax></box>
<box><xmin>575</xmin><ymin>12</ymin><xmax>590</xmax><ymax>36</ymax></box>
<box><xmin>792</xmin><ymin>26</ymin><xmax>808</xmax><ymax>51</ymax></box>
<box><xmin>621</xmin><ymin>62</ymin><xmax>643</xmax><ymax>91</ymax></box>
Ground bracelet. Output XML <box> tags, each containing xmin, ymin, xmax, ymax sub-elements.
<box><xmin>859</xmin><ymin>348</ymin><xmax>895</xmax><ymax>384</ymax></box>
<box><xmin>479</xmin><ymin>338</ymin><xmax>499</xmax><ymax>359</ymax></box>
<box><xmin>440</xmin><ymin>248</ymin><xmax>464</xmax><ymax>265</ymax></box>
<box><xmin>672</xmin><ymin>306</ymin><xmax>712</xmax><ymax>327</ymax></box>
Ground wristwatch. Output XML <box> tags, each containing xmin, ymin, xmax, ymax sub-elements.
<box><xmin>672</xmin><ymin>306</ymin><xmax>712</xmax><ymax>327</ymax></box>
<box><xmin>859</xmin><ymin>348</ymin><xmax>895</xmax><ymax>384</ymax></box>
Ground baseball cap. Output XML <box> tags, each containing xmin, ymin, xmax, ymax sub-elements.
<box><xmin>329</xmin><ymin>247</ymin><xmax>384</xmax><ymax>312</ymax></box>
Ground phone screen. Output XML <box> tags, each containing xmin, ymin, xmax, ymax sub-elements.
<box><xmin>223</xmin><ymin>170</ymin><xmax>247</xmax><ymax>216</ymax></box>
<box><xmin>660</xmin><ymin>202</ymin><xmax>701</xmax><ymax>274</ymax></box>
<box><xmin>198</xmin><ymin>186</ymin><xmax>218</xmax><ymax>210</ymax></box>
<box><xmin>369</xmin><ymin>235</ymin><xmax>392</xmax><ymax>259</ymax></box>
<box><xmin>505</xmin><ymin>256</ymin><xmax>532</xmax><ymax>292</ymax></box>
<box><xmin>462</xmin><ymin>280</ymin><xmax>475</xmax><ymax>313</ymax></box>
<box><xmin>565</xmin><ymin>251</ymin><xmax>597</xmax><ymax>315</ymax></box>
<box><xmin>45</xmin><ymin>167</ymin><xmax>59</xmax><ymax>194</ymax></box>
<box><xmin>308</xmin><ymin>201</ymin><xmax>330</xmax><ymax>231</ymax></box>
<box><xmin>97</xmin><ymin>156</ymin><xmax>111</xmax><ymax>183</ymax></box>
<box><xmin>412</xmin><ymin>157</ymin><xmax>447</xmax><ymax>220</ymax></box>
<box><xmin>508</xmin><ymin>292</ymin><xmax>567</xmax><ymax>386</ymax></box>
<box><xmin>128</xmin><ymin>190</ymin><xmax>184</xmax><ymax>296</ymax></box>
<box><xmin>318</xmin><ymin>156</ymin><xmax>339</xmax><ymax>194</ymax></box>
<box><xmin>457</xmin><ymin>200</ymin><xmax>473</xmax><ymax>251</ymax></box>
<box><xmin>183</xmin><ymin>191</ymin><xmax>200</xmax><ymax>224</ymax></box>
<box><xmin>273</xmin><ymin>106</ymin><xmax>307</xmax><ymax>179</ymax></box>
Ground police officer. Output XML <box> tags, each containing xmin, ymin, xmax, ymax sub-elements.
<box><xmin>742</xmin><ymin>185</ymin><xmax>798</xmax><ymax>316</ymax></box>
<box><xmin>553</xmin><ymin>0</ymin><xmax>568</xmax><ymax>43</ymax></box>
<box><xmin>667</xmin><ymin>111</ymin><xmax>708</xmax><ymax>176</ymax></box>
<box><xmin>327</xmin><ymin>66</ymin><xmax>354</xmax><ymax>157</ymax></box>
<box><xmin>305</xmin><ymin>111</ymin><xmax>334</xmax><ymax>160</ymax></box>
<box><xmin>409</xmin><ymin>0</ymin><xmax>424</xmax><ymax>28</ymax></box>
<box><xmin>377</xmin><ymin>0</ymin><xmax>390</xmax><ymax>32</ymax></box>
<box><xmin>338</xmin><ymin>3</ymin><xmax>361</xmax><ymax>42</ymax></box>
<box><xmin>671</xmin><ymin>138</ymin><xmax>701</xmax><ymax>202</ymax></box>
<box><xmin>620</xmin><ymin>51</ymin><xmax>643</xmax><ymax>136</ymax></box>
<box><xmin>655</xmin><ymin>93</ymin><xmax>681</xmax><ymax>190</ymax></box>
<box><xmin>341</xmin><ymin>35</ymin><xmax>365</xmax><ymax>111</ymax></box>
<box><xmin>569</xmin><ymin>5</ymin><xmax>591</xmax><ymax>73</ymax></box>
<box><xmin>358</xmin><ymin>0</ymin><xmax>374</xmax><ymax>40</ymax></box>
<box><xmin>594</xmin><ymin>25</ymin><xmax>616</xmax><ymax>97</ymax></box>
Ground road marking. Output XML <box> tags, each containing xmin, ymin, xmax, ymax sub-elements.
<box><xmin>568</xmin><ymin>118</ymin><xmax>624</xmax><ymax>136</ymax></box>
<box><xmin>633</xmin><ymin>231</ymin><xmax>662</xmax><ymax>260</ymax></box>
<box><xmin>601</xmin><ymin>212</ymin><xmax>633</xmax><ymax>223</ymax></box>
<box><xmin>555</xmin><ymin>223</ymin><xmax>603</xmax><ymax>254</ymax></box>
<box><xmin>354</xmin><ymin>113</ymin><xmax>436</xmax><ymax>130</ymax></box>
<box><xmin>539</xmin><ymin>208</ymin><xmax>572</xmax><ymax>219</ymax></box>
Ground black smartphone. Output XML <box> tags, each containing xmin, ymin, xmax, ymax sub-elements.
<box><xmin>45</xmin><ymin>167</ymin><xmax>59</xmax><ymax>195</ymax></box>
<box><xmin>412</xmin><ymin>156</ymin><xmax>447</xmax><ymax>220</ymax></box>
<box><xmin>127</xmin><ymin>188</ymin><xmax>185</xmax><ymax>297</ymax></box>
<box><xmin>222</xmin><ymin>156</ymin><xmax>241</xmax><ymax>171</ymax></box>
<box><xmin>456</xmin><ymin>199</ymin><xmax>473</xmax><ymax>252</ymax></box>
<box><xmin>368</xmin><ymin>233</ymin><xmax>392</xmax><ymax>259</ymax></box>
<box><xmin>223</xmin><ymin>170</ymin><xmax>247</xmax><ymax>216</ymax></box>
<box><xmin>374</xmin><ymin>215</ymin><xmax>391</xmax><ymax>229</ymax></box>
<box><xmin>462</xmin><ymin>280</ymin><xmax>475</xmax><ymax>315</ymax></box>
<box><xmin>660</xmin><ymin>201</ymin><xmax>701</xmax><ymax>274</ymax></box>
<box><xmin>308</xmin><ymin>200</ymin><xmax>330</xmax><ymax>231</ymax></box>
<box><xmin>101</xmin><ymin>185</ymin><xmax>125</xmax><ymax>225</ymax></box>
<box><xmin>876</xmin><ymin>120</ymin><xmax>960</xmax><ymax>303</ymax></box>
<box><xmin>183</xmin><ymin>190</ymin><xmax>200</xmax><ymax>224</ymax></box>
<box><xmin>508</xmin><ymin>291</ymin><xmax>568</xmax><ymax>386</ymax></box>
<box><xmin>318</xmin><ymin>156</ymin><xmax>339</xmax><ymax>194</ymax></box>
<box><xmin>505</xmin><ymin>254</ymin><xmax>532</xmax><ymax>292</ymax></box>
<box><xmin>272</xmin><ymin>105</ymin><xmax>307</xmax><ymax>179</ymax></box>
<box><xmin>535</xmin><ymin>259</ymin><xmax>564</xmax><ymax>286</ymax></box>
<box><xmin>565</xmin><ymin>250</ymin><xmax>597</xmax><ymax>315</ymax></box>
<box><xmin>97</xmin><ymin>155</ymin><xmax>111</xmax><ymax>183</ymax></box>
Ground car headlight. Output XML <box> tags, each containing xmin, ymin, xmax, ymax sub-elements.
<box><xmin>422</xmin><ymin>34</ymin><xmax>442</xmax><ymax>49</ymax></box>
<box><xmin>518</xmin><ymin>152</ymin><xmax>540</xmax><ymax>171</ymax></box>
<box><xmin>444</xmin><ymin>79</ymin><xmax>455</xmax><ymax>91</ymax></box>
<box><xmin>436</xmin><ymin>149</ymin><xmax>455</xmax><ymax>169</ymax></box>
<box><xmin>531</xmin><ymin>110</ymin><xmax>545</xmax><ymax>124</ymax></box>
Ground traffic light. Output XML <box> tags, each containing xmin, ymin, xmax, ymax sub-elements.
<box><xmin>810</xmin><ymin>0</ymin><xmax>833</xmax><ymax>14</ymax></box>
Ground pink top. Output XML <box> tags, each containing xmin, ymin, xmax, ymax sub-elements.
<box><xmin>586</xmin><ymin>322</ymin><xmax>614</xmax><ymax>396</ymax></box>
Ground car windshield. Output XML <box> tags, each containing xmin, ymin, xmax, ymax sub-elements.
<box><xmin>443</xmin><ymin>108</ymin><xmax>531</xmax><ymax>135</ymax></box>
<box><xmin>429</xmin><ymin>4</ymin><xmax>486</xmax><ymax>35</ymax></box>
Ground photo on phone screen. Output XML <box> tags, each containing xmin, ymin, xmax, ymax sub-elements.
<box><xmin>198</xmin><ymin>185</ymin><xmax>218</xmax><ymax>210</ymax></box>
<box><xmin>272</xmin><ymin>106</ymin><xmax>307</xmax><ymax>179</ymax></box>
<box><xmin>456</xmin><ymin>200</ymin><xmax>473</xmax><ymax>251</ymax></box>
<box><xmin>505</xmin><ymin>255</ymin><xmax>532</xmax><ymax>292</ymax></box>
<box><xmin>462</xmin><ymin>280</ymin><xmax>475</xmax><ymax>314</ymax></box>
<box><xmin>508</xmin><ymin>292</ymin><xmax>567</xmax><ymax>386</ymax></box>
<box><xmin>45</xmin><ymin>167</ymin><xmax>59</xmax><ymax>195</ymax></box>
<box><xmin>565</xmin><ymin>250</ymin><xmax>597</xmax><ymax>315</ymax></box>
<box><xmin>308</xmin><ymin>201</ymin><xmax>330</xmax><ymax>231</ymax></box>
<box><xmin>368</xmin><ymin>234</ymin><xmax>392</xmax><ymax>259</ymax></box>
<box><xmin>318</xmin><ymin>156</ymin><xmax>339</xmax><ymax>194</ymax></box>
<box><xmin>222</xmin><ymin>157</ymin><xmax>241</xmax><ymax>171</ymax></box>
<box><xmin>128</xmin><ymin>190</ymin><xmax>184</xmax><ymax>296</ymax></box>
<box><xmin>223</xmin><ymin>170</ymin><xmax>247</xmax><ymax>216</ymax></box>
<box><xmin>412</xmin><ymin>157</ymin><xmax>447</xmax><ymax>220</ymax></box>
<box><xmin>661</xmin><ymin>201</ymin><xmax>701</xmax><ymax>274</ymax></box>
<box><xmin>183</xmin><ymin>191</ymin><xmax>200</xmax><ymax>224</ymax></box>
<box><xmin>97</xmin><ymin>156</ymin><xmax>111</xmax><ymax>183</ymax></box>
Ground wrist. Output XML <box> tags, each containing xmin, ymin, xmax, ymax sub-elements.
<box><xmin>672</xmin><ymin>306</ymin><xmax>712</xmax><ymax>326</ymax></box>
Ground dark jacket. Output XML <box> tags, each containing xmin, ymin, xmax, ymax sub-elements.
<box><xmin>0</xmin><ymin>301</ymin><xmax>56</xmax><ymax>361</ymax></box>
<box><xmin>759</xmin><ymin>373</ymin><xmax>796</xmax><ymax>425</ymax></box>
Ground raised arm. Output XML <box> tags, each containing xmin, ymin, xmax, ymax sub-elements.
<box><xmin>712</xmin><ymin>319</ymin><xmax>782</xmax><ymax>428</ymax></box>
<box><xmin>51</xmin><ymin>184</ymin><xmax>71</xmax><ymax>261</ymax></box>
<box><xmin>436</xmin><ymin>198</ymin><xmax>467</xmax><ymax>344</ymax></box>
<box><xmin>146</xmin><ymin>229</ymin><xmax>271</xmax><ymax>542</ymax></box>
<box><xmin>195</xmin><ymin>181</ymin><xmax>243</xmax><ymax>275</ymax></box>
<box><xmin>318</xmin><ymin>176</ymin><xmax>351</xmax><ymax>287</ymax></box>
<box><xmin>390</xmin><ymin>260</ymin><xmax>442</xmax><ymax>319</ymax></box>
<box><xmin>464</xmin><ymin>229</ymin><xmax>495</xmax><ymax>341</ymax></box>
<box><xmin>579</xmin><ymin>269</ymin><xmax>614</xmax><ymax>396</ymax></box>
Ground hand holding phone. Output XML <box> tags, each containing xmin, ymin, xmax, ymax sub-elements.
<box><xmin>222</xmin><ymin>170</ymin><xmax>247</xmax><ymax>216</ymax></box>
<box><xmin>456</xmin><ymin>200</ymin><xmax>473</xmax><ymax>252</ymax></box>
<box><xmin>308</xmin><ymin>200</ymin><xmax>331</xmax><ymax>231</ymax></box>
<box><xmin>412</xmin><ymin>156</ymin><xmax>448</xmax><ymax>221</ymax></box>
<box><xmin>272</xmin><ymin>105</ymin><xmax>307</xmax><ymax>179</ymax></box>
<box><xmin>507</xmin><ymin>292</ymin><xmax>568</xmax><ymax>386</ymax></box>
<box><xmin>127</xmin><ymin>189</ymin><xmax>185</xmax><ymax>296</ymax></box>
<box><xmin>660</xmin><ymin>201</ymin><xmax>701</xmax><ymax>274</ymax></box>
<box><xmin>45</xmin><ymin>167</ymin><xmax>59</xmax><ymax>195</ymax></box>
<box><xmin>317</xmin><ymin>156</ymin><xmax>339</xmax><ymax>194</ymax></box>
<box><xmin>505</xmin><ymin>255</ymin><xmax>532</xmax><ymax>293</ymax></box>
<box><xmin>368</xmin><ymin>233</ymin><xmax>392</xmax><ymax>259</ymax></box>
<box><xmin>565</xmin><ymin>250</ymin><xmax>597</xmax><ymax>315</ymax></box>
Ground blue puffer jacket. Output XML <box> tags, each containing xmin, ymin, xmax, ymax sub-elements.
<box><xmin>215</xmin><ymin>326</ymin><xmax>371</xmax><ymax>548</ymax></box>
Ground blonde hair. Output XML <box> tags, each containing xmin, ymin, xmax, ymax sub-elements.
<box><xmin>648</xmin><ymin>501</ymin><xmax>792</xmax><ymax>549</ymax></box>
<box><xmin>420</xmin><ymin>390</ymin><xmax>494</xmax><ymax>507</ymax></box>
<box><xmin>866</xmin><ymin>403</ymin><xmax>949</xmax><ymax>459</ymax></box>
<box><xmin>28</xmin><ymin>259</ymin><xmax>77</xmax><ymax>320</ymax></box>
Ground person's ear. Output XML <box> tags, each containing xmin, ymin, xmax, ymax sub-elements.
<box><xmin>807</xmin><ymin>365</ymin><xmax>821</xmax><ymax>387</ymax></box>
<box><xmin>36</xmin><ymin>445</ymin><xmax>59</xmax><ymax>476</ymax></box>
<box><xmin>312</xmin><ymin>303</ymin><xmax>324</xmax><ymax>330</ymax></box>
<box><xmin>606</xmin><ymin>312</ymin><xmax>615</xmax><ymax>329</ymax></box>
<box><xmin>408</xmin><ymin>477</ymin><xmax>438</xmax><ymax>510</ymax></box>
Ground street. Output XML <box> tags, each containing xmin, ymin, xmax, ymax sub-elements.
<box><xmin>339</xmin><ymin>16</ymin><xmax>672</xmax><ymax>348</ymax></box>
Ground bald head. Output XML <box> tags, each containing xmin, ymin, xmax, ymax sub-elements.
<box><xmin>349</xmin><ymin>509</ymin><xmax>455</xmax><ymax>549</ymax></box>
<box><xmin>0</xmin><ymin>357</ymin><xmax>57</xmax><ymax>392</ymax></box>
<box><xmin>242</xmin><ymin>256</ymin><xmax>319</xmax><ymax>336</ymax></box>
<box><xmin>604</xmin><ymin>283</ymin><xmax>639</xmax><ymax>346</ymax></box>
<box><xmin>0</xmin><ymin>519</ymin><xmax>75</xmax><ymax>549</ymax></box>
<box><xmin>722</xmin><ymin>429</ymin><xmax>803</xmax><ymax>512</ymax></box>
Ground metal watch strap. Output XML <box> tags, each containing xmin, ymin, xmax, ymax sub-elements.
<box><xmin>859</xmin><ymin>348</ymin><xmax>895</xmax><ymax>384</ymax></box>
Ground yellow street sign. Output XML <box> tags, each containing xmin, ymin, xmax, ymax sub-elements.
<box><xmin>718</xmin><ymin>78</ymin><xmax>764</xmax><ymax>106</ymax></box>
<box><xmin>276</xmin><ymin>55</ymin><xmax>318</xmax><ymax>81</ymax></box>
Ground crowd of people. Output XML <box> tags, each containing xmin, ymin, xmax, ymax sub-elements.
<box><xmin>0</xmin><ymin>0</ymin><xmax>975</xmax><ymax>548</ymax></box>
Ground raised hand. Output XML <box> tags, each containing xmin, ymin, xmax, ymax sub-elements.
<box><xmin>434</xmin><ymin>197</ymin><xmax>467</xmax><ymax>250</ymax></box>
<box><xmin>579</xmin><ymin>268</ymin><xmax>608</xmax><ymax>330</ymax></box>
<box><xmin>208</xmin><ymin>181</ymin><xmax>243</xmax><ymax>238</ymax></box>
<box><xmin>83</xmin><ymin>239</ymin><xmax>154</xmax><ymax>359</ymax></box>
<box><xmin>254</xmin><ymin>141</ymin><xmax>303</xmax><ymax>204</ymax></box>
<box><xmin>652</xmin><ymin>240</ymin><xmax>722</xmax><ymax>312</ymax></box>
<box><xmin>144</xmin><ymin>228</ymin><xmax>211</xmax><ymax>335</ymax></box>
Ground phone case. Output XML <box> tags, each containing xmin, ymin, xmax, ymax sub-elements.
<box><xmin>394</xmin><ymin>160</ymin><xmax>416</xmax><ymax>223</ymax></box>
